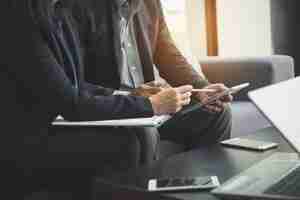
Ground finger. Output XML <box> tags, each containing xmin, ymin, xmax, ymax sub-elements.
<box><xmin>226</xmin><ymin>94</ymin><xmax>234</xmax><ymax>102</ymax></box>
<box><xmin>214</xmin><ymin>100</ymin><xmax>223</xmax><ymax>107</ymax></box>
<box><xmin>216</xmin><ymin>102</ymin><xmax>224</xmax><ymax>112</ymax></box>
<box><xmin>180</xmin><ymin>96</ymin><xmax>191</xmax><ymax>106</ymax></box>
<box><xmin>222</xmin><ymin>102</ymin><xmax>228</xmax><ymax>109</ymax></box>
<box><xmin>199</xmin><ymin>96</ymin><xmax>209</xmax><ymax>104</ymax></box>
<box><xmin>176</xmin><ymin>85</ymin><xmax>193</xmax><ymax>94</ymax></box>
<box><xmin>205</xmin><ymin>100</ymin><xmax>223</xmax><ymax>110</ymax></box>
<box><xmin>212</xmin><ymin>100</ymin><xmax>225</xmax><ymax>110</ymax></box>
<box><xmin>206</xmin><ymin>83</ymin><xmax>228</xmax><ymax>92</ymax></box>
<box><xmin>180</xmin><ymin>92</ymin><xmax>192</xmax><ymax>101</ymax></box>
<box><xmin>203</xmin><ymin>105</ymin><xmax>217</xmax><ymax>113</ymax></box>
<box><xmin>205</xmin><ymin>104</ymin><xmax>222</xmax><ymax>113</ymax></box>
<box><xmin>220</xmin><ymin>93</ymin><xmax>233</xmax><ymax>103</ymax></box>
<box><xmin>175</xmin><ymin>107</ymin><xmax>182</xmax><ymax>113</ymax></box>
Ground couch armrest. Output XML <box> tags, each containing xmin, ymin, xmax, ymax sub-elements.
<box><xmin>200</xmin><ymin>55</ymin><xmax>294</xmax><ymax>101</ymax></box>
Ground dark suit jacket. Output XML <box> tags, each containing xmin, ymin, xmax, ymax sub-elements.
<box><xmin>0</xmin><ymin>0</ymin><xmax>153</xmax><ymax>161</ymax></box>
<box><xmin>72</xmin><ymin>0</ymin><xmax>209</xmax><ymax>89</ymax></box>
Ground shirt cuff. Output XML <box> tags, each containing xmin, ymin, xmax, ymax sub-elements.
<box><xmin>113</xmin><ymin>90</ymin><xmax>131</xmax><ymax>96</ymax></box>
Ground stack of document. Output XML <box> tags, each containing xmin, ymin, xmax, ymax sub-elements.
<box><xmin>52</xmin><ymin>115</ymin><xmax>172</xmax><ymax>127</ymax></box>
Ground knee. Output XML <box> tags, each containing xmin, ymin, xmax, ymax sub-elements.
<box><xmin>216</xmin><ymin>104</ymin><xmax>233</xmax><ymax>139</ymax></box>
<box><xmin>222</xmin><ymin>104</ymin><xmax>233</xmax><ymax>126</ymax></box>
<box><xmin>135</xmin><ymin>127</ymin><xmax>160</xmax><ymax>165</ymax></box>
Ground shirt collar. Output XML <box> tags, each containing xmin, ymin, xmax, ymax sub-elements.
<box><xmin>114</xmin><ymin>0</ymin><xmax>128</xmax><ymax>8</ymax></box>
<box><xmin>52</xmin><ymin>0</ymin><xmax>62</xmax><ymax>7</ymax></box>
<box><xmin>52</xmin><ymin>0</ymin><xmax>64</xmax><ymax>13</ymax></box>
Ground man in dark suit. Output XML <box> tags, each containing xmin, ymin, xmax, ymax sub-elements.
<box><xmin>0</xmin><ymin>0</ymin><xmax>194</xmax><ymax>197</ymax></box>
<box><xmin>73</xmin><ymin>0</ymin><xmax>233</xmax><ymax>151</ymax></box>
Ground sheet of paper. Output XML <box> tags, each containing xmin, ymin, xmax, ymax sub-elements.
<box><xmin>52</xmin><ymin>115</ymin><xmax>171</xmax><ymax>127</ymax></box>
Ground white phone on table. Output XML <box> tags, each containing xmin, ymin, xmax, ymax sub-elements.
<box><xmin>220</xmin><ymin>138</ymin><xmax>278</xmax><ymax>151</ymax></box>
<box><xmin>147</xmin><ymin>176</ymin><xmax>220</xmax><ymax>192</ymax></box>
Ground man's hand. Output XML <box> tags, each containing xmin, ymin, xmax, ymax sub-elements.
<box><xmin>193</xmin><ymin>84</ymin><xmax>233</xmax><ymax>113</ymax></box>
<box><xmin>149</xmin><ymin>85</ymin><xmax>193</xmax><ymax>115</ymax></box>
<box><xmin>131</xmin><ymin>81</ymin><xmax>170</xmax><ymax>98</ymax></box>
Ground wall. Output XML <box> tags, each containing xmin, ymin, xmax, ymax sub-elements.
<box><xmin>217</xmin><ymin>0</ymin><xmax>273</xmax><ymax>57</ymax></box>
<box><xmin>161</xmin><ymin>0</ymin><xmax>207</xmax><ymax>59</ymax></box>
<box><xmin>186</xmin><ymin>0</ymin><xmax>207</xmax><ymax>57</ymax></box>
<box><xmin>161</xmin><ymin>0</ymin><xmax>207</xmax><ymax>75</ymax></box>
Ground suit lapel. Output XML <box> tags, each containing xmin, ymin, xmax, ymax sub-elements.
<box><xmin>60</xmin><ymin>10</ymin><xmax>83</xmax><ymax>86</ymax></box>
<box><xmin>134</xmin><ymin>6</ymin><xmax>155</xmax><ymax>82</ymax></box>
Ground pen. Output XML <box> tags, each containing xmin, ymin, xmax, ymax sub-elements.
<box><xmin>191</xmin><ymin>89</ymin><xmax>216</xmax><ymax>92</ymax></box>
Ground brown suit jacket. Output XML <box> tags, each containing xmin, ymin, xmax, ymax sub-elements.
<box><xmin>134</xmin><ymin>0</ymin><xmax>209</xmax><ymax>88</ymax></box>
<box><xmin>73</xmin><ymin>0</ymin><xmax>209</xmax><ymax>89</ymax></box>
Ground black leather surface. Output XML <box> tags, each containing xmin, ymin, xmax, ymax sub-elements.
<box><xmin>94</xmin><ymin>127</ymin><xmax>295</xmax><ymax>200</ymax></box>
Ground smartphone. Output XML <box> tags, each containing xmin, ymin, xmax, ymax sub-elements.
<box><xmin>147</xmin><ymin>176</ymin><xmax>220</xmax><ymax>192</ymax></box>
<box><xmin>202</xmin><ymin>82</ymin><xmax>250</xmax><ymax>106</ymax></box>
<box><xmin>220</xmin><ymin>138</ymin><xmax>278</xmax><ymax>151</ymax></box>
<box><xmin>175</xmin><ymin>82</ymin><xmax>250</xmax><ymax>116</ymax></box>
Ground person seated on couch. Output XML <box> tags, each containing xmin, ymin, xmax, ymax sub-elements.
<box><xmin>0</xmin><ymin>0</ymin><xmax>195</xmax><ymax>182</ymax></box>
<box><xmin>72</xmin><ymin>0</ymin><xmax>233</xmax><ymax>150</ymax></box>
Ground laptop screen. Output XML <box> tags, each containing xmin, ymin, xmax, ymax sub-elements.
<box><xmin>248</xmin><ymin>77</ymin><xmax>300</xmax><ymax>154</ymax></box>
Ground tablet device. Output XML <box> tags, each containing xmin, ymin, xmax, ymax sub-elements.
<box><xmin>177</xmin><ymin>82</ymin><xmax>250</xmax><ymax>116</ymax></box>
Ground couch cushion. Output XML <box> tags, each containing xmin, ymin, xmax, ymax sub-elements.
<box><xmin>231</xmin><ymin>101</ymin><xmax>270</xmax><ymax>137</ymax></box>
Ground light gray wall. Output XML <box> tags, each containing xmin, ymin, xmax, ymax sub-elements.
<box><xmin>217</xmin><ymin>0</ymin><xmax>273</xmax><ymax>57</ymax></box>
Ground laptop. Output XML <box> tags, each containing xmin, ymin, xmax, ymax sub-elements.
<box><xmin>212</xmin><ymin>77</ymin><xmax>300</xmax><ymax>200</ymax></box>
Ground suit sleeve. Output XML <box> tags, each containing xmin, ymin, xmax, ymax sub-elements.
<box><xmin>4</xmin><ymin>3</ymin><xmax>153</xmax><ymax>121</ymax></box>
<box><xmin>81</xmin><ymin>81</ymin><xmax>114</xmax><ymax>96</ymax></box>
<box><xmin>153</xmin><ymin>0</ymin><xmax>209</xmax><ymax>89</ymax></box>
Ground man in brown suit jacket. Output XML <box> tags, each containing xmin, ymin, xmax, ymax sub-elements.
<box><xmin>72</xmin><ymin>0</ymin><xmax>232</xmax><ymax>154</ymax></box>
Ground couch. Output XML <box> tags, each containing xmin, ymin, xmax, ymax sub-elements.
<box><xmin>159</xmin><ymin>55</ymin><xmax>295</xmax><ymax>158</ymax></box>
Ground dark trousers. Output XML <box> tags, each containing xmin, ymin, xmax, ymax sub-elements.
<box><xmin>159</xmin><ymin>102</ymin><xmax>232</xmax><ymax>150</ymax></box>
<box><xmin>46</xmin><ymin>127</ymin><xmax>141</xmax><ymax>171</ymax></box>
<box><xmin>20</xmin><ymin>126</ymin><xmax>154</xmax><ymax>200</ymax></box>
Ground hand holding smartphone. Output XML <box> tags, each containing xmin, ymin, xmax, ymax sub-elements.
<box><xmin>175</xmin><ymin>82</ymin><xmax>250</xmax><ymax>116</ymax></box>
<box><xmin>201</xmin><ymin>82</ymin><xmax>250</xmax><ymax>106</ymax></box>
<box><xmin>148</xmin><ymin>176</ymin><xmax>220</xmax><ymax>192</ymax></box>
